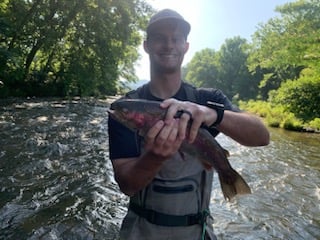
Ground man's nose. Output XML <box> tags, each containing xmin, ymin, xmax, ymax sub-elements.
<box><xmin>163</xmin><ymin>38</ymin><xmax>175</xmax><ymax>48</ymax></box>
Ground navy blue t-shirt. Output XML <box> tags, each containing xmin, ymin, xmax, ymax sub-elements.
<box><xmin>108</xmin><ymin>83</ymin><xmax>239</xmax><ymax>160</ymax></box>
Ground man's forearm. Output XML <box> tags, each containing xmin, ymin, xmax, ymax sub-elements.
<box><xmin>112</xmin><ymin>151</ymin><xmax>167</xmax><ymax>196</ymax></box>
<box><xmin>218</xmin><ymin>111</ymin><xmax>270</xmax><ymax>147</ymax></box>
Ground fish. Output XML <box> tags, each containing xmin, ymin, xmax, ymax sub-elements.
<box><xmin>108</xmin><ymin>98</ymin><xmax>251</xmax><ymax>200</ymax></box>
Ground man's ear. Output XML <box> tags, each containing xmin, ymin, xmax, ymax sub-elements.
<box><xmin>143</xmin><ymin>40</ymin><xmax>150</xmax><ymax>54</ymax></box>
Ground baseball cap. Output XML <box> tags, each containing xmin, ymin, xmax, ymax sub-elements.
<box><xmin>147</xmin><ymin>9</ymin><xmax>191</xmax><ymax>38</ymax></box>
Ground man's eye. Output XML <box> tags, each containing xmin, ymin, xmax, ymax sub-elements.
<box><xmin>151</xmin><ymin>36</ymin><xmax>165</xmax><ymax>43</ymax></box>
<box><xmin>173</xmin><ymin>37</ymin><xmax>184</xmax><ymax>44</ymax></box>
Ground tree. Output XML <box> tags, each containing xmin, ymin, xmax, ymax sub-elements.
<box><xmin>217</xmin><ymin>37</ymin><xmax>256</xmax><ymax>100</ymax></box>
<box><xmin>185</xmin><ymin>37</ymin><xmax>256</xmax><ymax>100</ymax></box>
<box><xmin>247</xmin><ymin>0</ymin><xmax>320</xmax><ymax>121</ymax></box>
<box><xmin>184</xmin><ymin>48</ymin><xmax>218</xmax><ymax>88</ymax></box>
<box><xmin>0</xmin><ymin>0</ymin><xmax>152</xmax><ymax>97</ymax></box>
<box><xmin>248</xmin><ymin>0</ymin><xmax>320</xmax><ymax>99</ymax></box>
<box><xmin>269</xmin><ymin>70</ymin><xmax>320</xmax><ymax>121</ymax></box>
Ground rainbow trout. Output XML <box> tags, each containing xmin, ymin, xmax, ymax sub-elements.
<box><xmin>108</xmin><ymin>99</ymin><xmax>251</xmax><ymax>200</ymax></box>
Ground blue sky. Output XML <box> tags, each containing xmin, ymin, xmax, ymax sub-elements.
<box><xmin>135</xmin><ymin>0</ymin><xmax>295</xmax><ymax>79</ymax></box>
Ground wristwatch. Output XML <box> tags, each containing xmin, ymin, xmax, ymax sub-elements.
<box><xmin>206</xmin><ymin>101</ymin><xmax>225</xmax><ymax>128</ymax></box>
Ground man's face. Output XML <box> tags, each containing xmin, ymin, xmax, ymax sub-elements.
<box><xmin>145</xmin><ymin>20</ymin><xmax>189</xmax><ymax>74</ymax></box>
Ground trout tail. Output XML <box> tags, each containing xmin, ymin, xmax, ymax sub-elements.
<box><xmin>218</xmin><ymin>169</ymin><xmax>251</xmax><ymax>201</ymax></box>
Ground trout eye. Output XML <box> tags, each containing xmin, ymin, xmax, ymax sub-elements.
<box><xmin>121</xmin><ymin>108</ymin><xmax>130</xmax><ymax>118</ymax></box>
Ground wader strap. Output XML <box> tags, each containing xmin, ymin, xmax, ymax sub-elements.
<box><xmin>129</xmin><ymin>202</ymin><xmax>208</xmax><ymax>227</ymax></box>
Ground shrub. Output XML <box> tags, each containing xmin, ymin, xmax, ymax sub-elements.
<box><xmin>280</xmin><ymin>113</ymin><xmax>304</xmax><ymax>131</ymax></box>
<box><xmin>270</xmin><ymin>76</ymin><xmax>320</xmax><ymax>121</ymax></box>
<box><xmin>306</xmin><ymin>118</ymin><xmax>320</xmax><ymax>132</ymax></box>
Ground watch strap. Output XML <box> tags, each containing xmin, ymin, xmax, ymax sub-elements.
<box><xmin>207</xmin><ymin>101</ymin><xmax>224</xmax><ymax>128</ymax></box>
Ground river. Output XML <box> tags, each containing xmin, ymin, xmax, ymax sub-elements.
<box><xmin>0</xmin><ymin>98</ymin><xmax>319</xmax><ymax>240</ymax></box>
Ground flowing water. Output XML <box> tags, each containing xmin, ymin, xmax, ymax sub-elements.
<box><xmin>0</xmin><ymin>99</ymin><xmax>319</xmax><ymax>240</ymax></box>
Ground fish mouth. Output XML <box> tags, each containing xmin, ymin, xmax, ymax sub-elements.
<box><xmin>107</xmin><ymin>109</ymin><xmax>114</xmax><ymax>114</ymax></box>
<box><xmin>108</xmin><ymin>107</ymin><xmax>139</xmax><ymax>123</ymax></box>
<box><xmin>107</xmin><ymin>108</ymin><xmax>123</xmax><ymax>121</ymax></box>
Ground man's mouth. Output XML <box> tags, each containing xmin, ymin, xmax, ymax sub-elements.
<box><xmin>159</xmin><ymin>53</ymin><xmax>178</xmax><ymax>59</ymax></box>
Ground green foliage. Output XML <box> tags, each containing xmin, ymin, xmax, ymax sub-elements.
<box><xmin>266</xmin><ymin>105</ymin><xmax>285</xmax><ymax>128</ymax></box>
<box><xmin>185</xmin><ymin>37</ymin><xmax>256</xmax><ymax>100</ymax></box>
<box><xmin>185</xmin><ymin>48</ymin><xmax>218</xmax><ymax>88</ymax></box>
<box><xmin>239</xmin><ymin>99</ymin><xmax>318</xmax><ymax>132</ymax></box>
<box><xmin>217</xmin><ymin>37</ymin><xmax>255</xmax><ymax>100</ymax></box>
<box><xmin>280</xmin><ymin>112</ymin><xmax>304</xmax><ymax>131</ymax></box>
<box><xmin>239</xmin><ymin>100</ymin><xmax>271</xmax><ymax>118</ymax></box>
<box><xmin>269</xmin><ymin>72</ymin><xmax>320</xmax><ymax>121</ymax></box>
<box><xmin>239</xmin><ymin>100</ymin><xmax>292</xmax><ymax>129</ymax></box>
<box><xmin>185</xmin><ymin>0</ymin><xmax>319</xmax><ymax>130</ymax></box>
<box><xmin>0</xmin><ymin>0</ymin><xmax>152</xmax><ymax>98</ymax></box>
<box><xmin>307</xmin><ymin>118</ymin><xmax>320</xmax><ymax>132</ymax></box>
<box><xmin>248</xmin><ymin>0</ymin><xmax>320</xmax><ymax>97</ymax></box>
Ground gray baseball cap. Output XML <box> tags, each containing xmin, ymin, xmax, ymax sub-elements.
<box><xmin>147</xmin><ymin>9</ymin><xmax>191</xmax><ymax>37</ymax></box>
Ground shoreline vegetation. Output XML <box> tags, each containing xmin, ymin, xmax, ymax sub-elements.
<box><xmin>1</xmin><ymin>96</ymin><xmax>319</xmax><ymax>134</ymax></box>
<box><xmin>239</xmin><ymin>100</ymin><xmax>320</xmax><ymax>134</ymax></box>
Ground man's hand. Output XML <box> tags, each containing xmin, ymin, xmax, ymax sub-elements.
<box><xmin>143</xmin><ymin>118</ymin><xmax>184</xmax><ymax>159</ymax></box>
<box><xmin>160</xmin><ymin>98</ymin><xmax>218</xmax><ymax>143</ymax></box>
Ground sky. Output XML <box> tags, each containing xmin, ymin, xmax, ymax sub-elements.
<box><xmin>135</xmin><ymin>0</ymin><xmax>295</xmax><ymax>80</ymax></box>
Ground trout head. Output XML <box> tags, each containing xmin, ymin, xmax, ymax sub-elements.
<box><xmin>108</xmin><ymin>99</ymin><xmax>166</xmax><ymax>133</ymax></box>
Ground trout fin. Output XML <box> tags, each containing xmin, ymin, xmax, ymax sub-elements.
<box><xmin>218</xmin><ymin>169</ymin><xmax>251</xmax><ymax>201</ymax></box>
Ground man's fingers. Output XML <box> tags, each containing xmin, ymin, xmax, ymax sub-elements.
<box><xmin>145</xmin><ymin>120</ymin><xmax>164</xmax><ymax>142</ymax></box>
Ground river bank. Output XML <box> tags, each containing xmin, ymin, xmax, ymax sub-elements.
<box><xmin>239</xmin><ymin>100</ymin><xmax>320</xmax><ymax>134</ymax></box>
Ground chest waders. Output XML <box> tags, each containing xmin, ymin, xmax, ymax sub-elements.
<box><xmin>124</xmin><ymin>82</ymin><xmax>215</xmax><ymax>240</ymax></box>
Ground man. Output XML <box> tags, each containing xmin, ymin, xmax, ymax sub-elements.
<box><xmin>108</xmin><ymin>9</ymin><xmax>270</xmax><ymax>240</ymax></box>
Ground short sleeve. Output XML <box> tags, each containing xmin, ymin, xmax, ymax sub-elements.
<box><xmin>196</xmin><ymin>88</ymin><xmax>240</xmax><ymax>137</ymax></box>
<box><xmin>108</xmin><ymin>116</ymin><xmax>141</xmax><ymax>160</ymax></box>
<box><xmin>197</xmin><ymin>88</ymin><xmax>240</xmax><ymax>112</ymax></box>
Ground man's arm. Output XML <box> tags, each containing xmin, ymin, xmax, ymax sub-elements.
<box><xmin>161</xmin><ymin>99</ymin><xmax>270</xmax><ymax>146</ymax></box>
<box><xmin>112</xmin><ymin>153</ymin><xmax>164</xmax><ymax>197</ymax></box>
<box><xmin>216</xmin><ymin>110</ymin><xmax>270</xmax><ymax>146</ymax></box>
<box><xmin>112</xmin><ymin>118</ymin><xmax>184</xmax><ymax>196</ymax></box>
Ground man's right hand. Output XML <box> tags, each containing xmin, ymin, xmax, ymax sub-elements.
<box><xmin>144</xmin><ymin>118</ymin><xmax>184</xmax><ymax>160</ymax></box>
